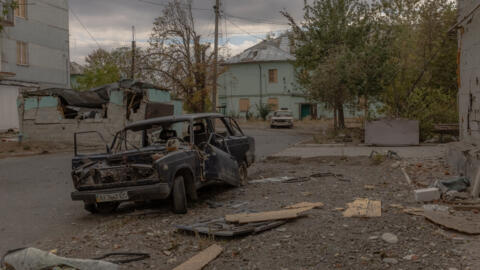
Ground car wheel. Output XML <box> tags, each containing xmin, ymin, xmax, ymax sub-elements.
<box><xmin>239</xmin><ymin>162</ymin><xmax>248</xmax><ymax>186</ymax></box>
<box><xmin>172</xmin><ymin>176</ymin><xmax>187</xmax><ymax>214</ymax></box>
<box><xmin>270</xmin><ymin>125</ymin><xmax>275</xmax><ymax>128</ymax></box>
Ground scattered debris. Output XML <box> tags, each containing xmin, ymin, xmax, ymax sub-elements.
<box><xmin>423</xmin><ymin>204</ymin><xmax>449</xmax><ymax>212</ymax></box>
<box><xmin>172</xmin><ymin>244</ymin><xmax>223</xmax><ymax>270</ymax></box>
<box><xmin>423</xmin><ymin>210</ymin><xmax>480</xmax><ymax>235</ymax></box>
<box><xmin>401</xmin><ymin>168</ymin><xmax>412</xmax><ymax>185</ymax></box>
<box><xmin>433</xmin><ymin>178</ymin><xmax>470</xmax><ymax>193</ymax></box>
<box><xmin>381</xmin><ymin>233</ymin><xmax>399</xmax><ymax>244</ymax></box>
<box><xmin>249</xmin><ymin>176</ymin><xmax>297</xmax><ymax>184</ymax></box>
<box><xmin>364</xmin><ymin>185</ymin><xmax>375</xmax><ymax>190</ymax></box>
<box><xmin>414</xmin><ymin>187</ymin><xmax>440</xmax><ymax>202</ymax></box>
<box><xmin>1</xmin><ymin>248</ymin><xmax>119</xmax><ymax>270</ymax></box>
<box><xmin>382</xmin><ymin>258</ymin><xmax>399</xmax><ymax>264</ymax></box>
<box><xmin>403</xmin><ymin>207</ymin><xmax>424</xmax><ymax>216</ymax></box>
<box><xmin>343</xmin><ymin>198</ymin><xmax>381</xmax><ymax>218</ymax></box>
<box><xmin>250</xmin><ymin>172</ymin><xmax>353</xmax><ymax>184</ymax></box>
<box><xmin>284</xmin><ymin>202</ymin><xmax>324</xmax><ymax>209</ymax></box>
<box><xmin>389</xmin><ymin>204</ymin><xmax>404</xmax><ymax>209</ymax></box>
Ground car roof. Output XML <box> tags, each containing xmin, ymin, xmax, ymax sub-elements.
<box><xmin>125</xmin><ymin>113</ymin><xmax>225</xmax><ymax>131</ymax></box>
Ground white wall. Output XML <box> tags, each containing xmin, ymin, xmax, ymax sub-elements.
<box><xmin>0</xmin><ymin>85</ymin><xmax>19</xmax><ymax>131</ymax></box>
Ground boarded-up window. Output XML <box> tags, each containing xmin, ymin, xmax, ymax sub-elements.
<box><xmin>239</xmin><ymin>98</ymin><xmax>250</xmax><ymax>112</ymax></box>
<box><xmin>267</xmin><ymin>98</ymin><xmax>279</xmax><ymax>111</ymax></box>
<box><xmin>14</xmin><ymin>0</ymin><xmax>27</xmax><ymax>18</ymax></box>
<box><xmin>268</xmin><ymin>69</ymin><xmax>278</xmax><ymax>83</ymax></box>
<box><xmin>16</xmin><ymin>41</ymin><xmax>28</xmax><ymax>65</ymax></box>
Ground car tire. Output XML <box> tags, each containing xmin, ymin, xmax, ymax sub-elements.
<box><xmin>238</xmin><ymin>162</ymin><xmax>248</xmax><ymax>186</ymax></box>
<box><xmin>172</xmin><ymin>176</ymin><xmax>187</xmax><ymax>214</ymax></box>
<box><xmin>270</xmin><ymin>125</ymin><xmax>275</xmax><ymax>128</ymax></box>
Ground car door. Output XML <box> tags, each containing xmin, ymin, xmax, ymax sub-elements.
<box><xmin>223</xmin><ymin>118</ymin><xmax>250</xmax><ymax>164</ymax></box>
<box><xmin>202</xmin><ymin>118</ymin><xmax>241</xmax><ymax>186</ymax></box>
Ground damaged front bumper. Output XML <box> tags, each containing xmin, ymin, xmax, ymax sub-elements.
<box><xmin>71</xmin><ymin>182</ymin><xmax>170</xmax><ymax>203</ymax></box>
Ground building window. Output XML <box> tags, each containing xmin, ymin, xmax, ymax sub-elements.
<box><xmin>267</xmin><ymin>98</ymin><xmax>279</xmax><ymax>111</ymax></box>
<box><xmin>16</xmin><ymin>41</ymin><xmax>28</xmax><ymax>66</ymax></box>
<box><xmin>268</xmin><ymin>69</ymin><xmax>278</xmax><ymax>83</ymax></box>
<box><xmin>14</xmin><ymin>0</ymin><xmax>27</xmax><ymax>18</ymax></box>
<box><xmin>239</xmin><ymin>98</ymin><xmax>250</xmax><ymax>112</ymax></box>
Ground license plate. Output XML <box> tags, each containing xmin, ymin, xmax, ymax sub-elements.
<box><xmin>96</xmin><ymin>192</ymin><xmax>129</xmax><ymax>202</ymax></box>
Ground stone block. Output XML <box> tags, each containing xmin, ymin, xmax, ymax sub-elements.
<box><xmin>414</xmin><ymin>188</ymin><xmax>441</xmax><ymax>202</ymax></box>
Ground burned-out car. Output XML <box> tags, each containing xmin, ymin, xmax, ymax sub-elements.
<box><xmin>70</xmin><ymin>113</ymin><xmax>255</xmax><ymax>214</ymax></box>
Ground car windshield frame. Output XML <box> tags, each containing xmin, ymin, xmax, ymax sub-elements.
<box><xmin>110</xmin><ymin>119</ymin><xmax>194</xmax><ymax>152</ymax></box>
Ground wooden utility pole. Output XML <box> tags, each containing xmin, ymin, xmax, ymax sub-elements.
<box><xmin>212</xmin><ymin>0</ymin><xmax>220</xmax><ymax>112</ymax></box>
<box><xmin>131</xmin><ymin>25</ymin><xmax>136</xmax><ymax>80</ymax></box>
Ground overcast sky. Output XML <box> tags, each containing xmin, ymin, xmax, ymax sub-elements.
<box><xmin>68</xmin><ymin>0</ymin><xmax>306</xmax><ymax>64</ymax></box>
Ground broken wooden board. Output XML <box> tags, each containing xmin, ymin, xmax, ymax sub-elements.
<box><xmin>226</xmin><ymin>207</ymin><xmax>312</xmax><ymax>224</ymax></box>
<box><xmin>423</xmin><ymin>210</ymin><xmax>480</xmax><ymax>235</ymax></box>
<box><xmin>173</xmin><ymin>244</ymin><xmax>223</xmax><ymax>270</ymax></box>
<box><xmin>285</xmin><ymin>202</ymin><xmax>324</xmax><ymax>209</ymax></box>
<box><xmin>343</xmin><ymin>198</ymin><xmax>381</xmax><ymax>217</ymax></box>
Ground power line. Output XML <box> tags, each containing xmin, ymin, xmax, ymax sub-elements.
<box><xmin>69</xmin><ymin>6</ymin><xmax>101</xmax><ymax>49</ymax></box>
<box><xmin>223</xmin><ymin>12</ymin><xmax>289</xmax><ymax>26</ymax></box>
<box><xmin>225</xmin><ymin>17</ymin><xmax>265</xmax><ymax>40</ymax></box>
<box><xmin>137</xmin><ymin>0</ymin><xmax>212</xmax><ymax>11</ymax></box>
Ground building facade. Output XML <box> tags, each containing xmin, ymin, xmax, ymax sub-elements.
<box><xmin>218</xmin><ymin>35</ymin><xmax>319</xmax><ymax>120</ymax></box>
<box><xmin>0</xmin><ymin>0</ymin><xmax>69</xmax><ymax>131</ymax></box>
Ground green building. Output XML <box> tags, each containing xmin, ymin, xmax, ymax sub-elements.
<box><xmin>218</xmin><ymin>35</ymin><xmax>323</xmax><ymax>120</ymax></box>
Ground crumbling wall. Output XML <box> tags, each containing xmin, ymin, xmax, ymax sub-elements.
<box><xmin>19</xmin><ymin>88</ymin><xmax>182</xmax><ymax>146</ymax></box>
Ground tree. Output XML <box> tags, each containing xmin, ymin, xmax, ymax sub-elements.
<box><xmin>283</xmin><ymin>0</ymin><xmax>388</xmax><ymax>129</ymax></box>
<box><xmin>144</xmin><ymin>0</ymin><xmax>220</xmax><ymax>113</ymax></box>
<box><xmin>76</xmin><ymin>47</ymin><xmax>154</xmax><ymax>90</ymax></box>
<box><xmin>378</xmin><ymin>0</ymin><xmax>458</xmax><ymax>138</ymax></box>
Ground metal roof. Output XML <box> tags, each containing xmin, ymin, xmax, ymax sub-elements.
<box><xmin>225</xmin><ymin>35</ymin><xmax>295</xmax><ymax>64</ymax></box>
<box><xmin>125</xmin><ymin>113</ymin><xmax>225</xmax><ymax>131</ymax></box>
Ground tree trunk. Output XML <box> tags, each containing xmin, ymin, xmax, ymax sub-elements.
<box><xmin>333</xmin><ymin>107</ymin><xmax>337</xmax><ymax>130</ymax></box>
<box><xmin>364</xmin><ymin>94</ymin><xmax>368</xmax><ymax>128</ymax></box>
<box><xmin>338</xmin><ymin>105</ymin><xmax>345</xmax><ymax>129</ymax></box>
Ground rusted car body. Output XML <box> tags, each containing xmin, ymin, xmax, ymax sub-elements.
<box><xmin>70</xmin><ymin>113</ymin><xmax>255</xmax><ymax>214</ymax></box>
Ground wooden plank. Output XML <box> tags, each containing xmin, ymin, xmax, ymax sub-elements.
<box><xmin>173</xmin><ymin>244</ymin><xmax>223</xmax><ymax>270</ymax></box>
<box><xmin>423</xmin><ymin>211</ymin><xmax>480</xmax><ymax>235</ymax></box>
<box><xmin>226</xmin><ymin>207</ymin><xmax>312</xmax><ymax>224</ymax></box>
<box><xmin>285</xmin><ymin>202</ymin><xmax>324</xmax><ymax>209</ymax></box>
<box><xmin>343</xmin><ymin>198</ymin><xmax>381</xmax><ymax>217</ymax></box>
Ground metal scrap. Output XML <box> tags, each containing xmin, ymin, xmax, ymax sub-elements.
<box><xmin>175</xmin><ymin>218</ymin><xmax>288</xmax><ymax>237</ymax></box>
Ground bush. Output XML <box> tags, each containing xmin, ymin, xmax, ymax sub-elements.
<box><xmin>256</xmin><ymin>103</ymin><xmax>272</xmax><ymax>121</ymax></box>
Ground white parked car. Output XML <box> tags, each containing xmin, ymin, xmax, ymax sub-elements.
<box><xmin>270</xmin><ymin>110</ymin><xmax>294</xmax><ymax>128</ymax></box>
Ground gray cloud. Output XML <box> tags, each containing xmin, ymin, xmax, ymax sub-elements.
<box><xmin>68</xmin><ymin>0</ymin><xmax>305</xmax><ymax>63</ymax></box>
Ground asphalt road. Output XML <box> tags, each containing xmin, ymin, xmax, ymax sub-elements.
<box><xmin>0</xmin><ymin>128</ymin><xmax>307</xmax><ymax>254</ymax></box>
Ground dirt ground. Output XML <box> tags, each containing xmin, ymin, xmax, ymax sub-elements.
<box><xmin>33</xmin><ymin>155</ymin><xmax>476</xmax><ymax>269</ymax></box>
